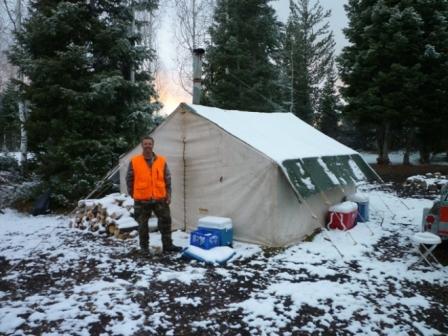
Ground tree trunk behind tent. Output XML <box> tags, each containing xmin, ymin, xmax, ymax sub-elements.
<box><xmin>419</xmin><ymin>145</ymin><xmax>431</xmax><ymax>164</ymax></box>
<box><xmin>403</xmin><ymin>127</ymin><xmax>414</xmax><ymax>165</ymax></box>
<box><xmin>376</xmin><ymin>122</ymin><xmax>390</xmax><ymax>165</ymax></box>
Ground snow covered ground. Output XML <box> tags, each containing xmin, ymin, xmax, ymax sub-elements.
<box><xmin>0</xmin><ymin>184</ymin><xmax>447</xmax><ymax>335</ymax></box>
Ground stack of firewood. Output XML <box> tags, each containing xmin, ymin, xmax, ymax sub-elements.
<box><xmin>404</xmin><ymin>173</ymin><xmax>447</xmax><ymax>192</ymax></box>
<box><xmin>70</xmin><ymin>193</ymin><xmax>139</xmax><ymax>239</ymax></box>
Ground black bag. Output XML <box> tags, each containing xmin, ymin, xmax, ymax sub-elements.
<box><xmin>32</xmin><ymin>190</ymin><xmax>51</xmax><ymax>216</ymax></box>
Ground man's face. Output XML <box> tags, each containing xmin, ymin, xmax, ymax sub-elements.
<box><xmin>142</xmin><ymin>139</ymin><xmax>154</xmax><ymax>157</ymax></box>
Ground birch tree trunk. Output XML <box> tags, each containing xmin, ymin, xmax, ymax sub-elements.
<box><xmin>18</xmin><ymin>100</ymin><xmax>27</xmax><ymax>163</ymax></box>
<box><xmin>15</xmin><ymin>0</ymin><xmax>28</xmax><ymax>166</ymax></box>
<box><xmin>172</xmin><ymin>0</ymin><xmax>214</xmax><ymax>95</ymax></box>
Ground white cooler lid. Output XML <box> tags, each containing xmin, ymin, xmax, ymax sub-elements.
<box><xmin>329</xmin><ymin>201</ymin><xmax>358</xmax><ymax>214</ymax></box>
<box><xmin>347</xmin><ymin>193</ymin><xmax>369</xmax><ymax>203</ymax></box>
<box><xmin>198</xmin><ymin>216</ymin><xmax>233</xmax><ymax>229</ymax></box>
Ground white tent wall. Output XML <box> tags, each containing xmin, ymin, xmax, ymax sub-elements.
<box><xmin>274</xmin><ymin>168</ymin><xmax>313</xmax><ymax>246</ymax></box>
<box><xmin>118</xmin><ymin>103</ymin><xmax>372</xmax><ymax>247</ymax></box>
<box><xmin>119</xmin><ymin>107</ymin><xmax>282</xmax><ymax>245</ymax></box>
<box><xmin>183</xmin><ymin>110</ymin><xmax>280</xmax><ymax>246</ymax></box>
<box><xmin>273</xmin><ymin>169</ymin><xmax>356</xmax><ymax>246</ymax></box>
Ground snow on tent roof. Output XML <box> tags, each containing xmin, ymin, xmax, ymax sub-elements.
<box><xmin>185</xmin><ymin>104</ymin><xmax>380</xmax><ymax>198</ymax></box>
<box><xmin>189</xmin><ymin>104</ymin><xmax>356</xmax><ymax>162</ymax></box>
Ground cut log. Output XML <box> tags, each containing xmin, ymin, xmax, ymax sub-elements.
<box><xmin>128</xmin><ymin>230</ymin><xmax>138</xmax><ymax>238</ymax></box>
<box><xmin>114</xmin><ymin>229</ymin><xmax>138</xmax><ymax>240</ymax></box>
<box><xmin>72</xmin><ymin>194</ymin><xmax>139</xmax><ymax>239</ymax></box>
<box><xmin>87</xmin><ymin>210</ymin><xmax>95</xmax><ymax>221</ymax></box>
<box><xmin>115</xmin><ymin>225</ymin><xmax>138</xmax><ymax>234</ymax></box>
<box><xmin>90</xmin><ymin>223</ymin><xmax>100</xmax><ymax>232</ymax></box>
<box><xmin>107</xmin><ymin>223</ymin><xmax>117</xmax><ymax>235</ymax></box>
<box><xmin>98</xmin><ymin>214</ymin><xmax>106</xmax><ymax>225</ymax></box>
<box><xmin>114</xmin><ymin>229</ymin><xmax>129</xmax><ymax>240</ymax></box>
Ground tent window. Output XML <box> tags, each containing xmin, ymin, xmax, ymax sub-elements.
<box><xmin>301</xmin><ymin>157</ymin><xmax>338</xmax><ymax>191</ymax></box>
<box><xmin>282</xmin><ymin>159</ymin><xmax>316</xmax><ymax>198</ymax></box>
<box><xmin>282</xmin><ymin>155</ymin><xmax>379</xmax><ymax>199</ymax></box>
<box><xmin>321</xmin><ymin>156</ymin><xmax>357</xmax><ymax>186</ymax></box>
<box><xmin>349</xmin><ymin>154</ymin><xmax>379</xmax><ymax>181</ymax></box>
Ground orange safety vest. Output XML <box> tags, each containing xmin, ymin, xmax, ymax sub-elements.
<box><xmin>131</xmin><ymin>154</ymin><xmax>167</xmax><ymax>200</ymax></box>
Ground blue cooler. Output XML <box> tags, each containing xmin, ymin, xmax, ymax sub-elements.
<box><xmin>347</xmin><ymin>193</ymin><xmax>369</xmax><ymax>222</ymax></box>
<box><xmin>190</xmin><ymin>230</ymin><xmax>220</xmax><ymax>250</ymax></box>
<box><xmin>197</xmin><ymin>216</ymin><xmax>233</xmax><ymax>246</ymax></box>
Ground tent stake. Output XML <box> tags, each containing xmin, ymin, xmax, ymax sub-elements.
<box><xmin>357</xmin><ymin>212</ymin><xmax>374</xmax><ymax>236</ymax></box>
<box><xmin>377</xmin><ymin>194</ymin><xmax>396</xmax><ymax>219</ymax></box>
<box><xmin>399</xmin><ymin>198</ymin><xmax>411</xmax><ymax>210</ymax></box>
<box><xmin>346</xmin><ymin>231</ymin><xmax>358</xmax><ymax>245</ymax></box>
<box><xmin>322</xmin><ymin>229</ymin><xmax>344</xmax><ymax>258</ymax></box>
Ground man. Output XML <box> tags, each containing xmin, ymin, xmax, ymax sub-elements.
<box><xmin>127</xmin><ymin>135</ymin><xmax>182</xmax><ymax>255</ymax></box>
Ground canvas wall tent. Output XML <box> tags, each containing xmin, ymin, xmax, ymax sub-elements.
<box><xmin>119</xmin><ymin>103</ymin><xmax>381</xmax><ymax>247</ymax></box>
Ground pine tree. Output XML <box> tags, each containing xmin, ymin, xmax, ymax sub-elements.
<box><xmin>0</xmin><ymin>82</ymin><xmax>20</xmax><ymax>151</ymax></box>
<box><xmin>284</xmin><ymin>0</ymin><xmax>335</xmax><ymax>124</ymax></box>
<box><xmin>317</xmin><ymin>61</ymin><xmax>340</xmax><ymax>139</ymax></box>
<box><xmin>339</xmin><ymin>0</ymin><xmax>448</xmax><ymax>164</ymax></box>
<box><xmin>411</xmin><ymin>0</ymin><xmax>448</xmax><ymax>163</ymax></box>
<box><xmin>9</xmin><ymin>0</ymin><xmax>159</xmax><ymax>206</ymax></box>
<box><xmin>202</xmin><ymin>0</ymin><xmax>283</xmax><ymax>112</ymax></box>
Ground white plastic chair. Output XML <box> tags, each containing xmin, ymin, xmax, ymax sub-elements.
<box><xmin>408</xmin><ymin>232</ymin><xmax>442</xmax><ymax>269</ymax></box>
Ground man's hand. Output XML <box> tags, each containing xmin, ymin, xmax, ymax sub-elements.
<box><xmin>166</xmin><ymin>194</ymin><xmax>171</xmax><ymax>204</ymax></box>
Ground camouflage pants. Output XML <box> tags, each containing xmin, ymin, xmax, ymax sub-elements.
<box><xmin>134</xmin><ymin>201</ymin><xmax>173</xmax><ymax>250</ymax></box>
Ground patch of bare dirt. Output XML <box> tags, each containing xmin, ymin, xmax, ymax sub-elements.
<box><xmin>372</xmin><ymin>164</ymin><xmax>448</xmax><ymax>184</ymax></box>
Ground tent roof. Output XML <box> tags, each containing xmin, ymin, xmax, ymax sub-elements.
<box><xmin>180</xmin><ymin>104</ymin><xmax>380</xmax><ymax>198</ymax></box>
<box><xmin>186</xmin><ymin>104</ymin><xmax>357</xmax><ymax>163</ymax></box>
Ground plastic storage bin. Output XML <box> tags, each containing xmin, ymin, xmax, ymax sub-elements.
<box><xmin>327</xmin><ymin>201</ymin><xmax>358</xmax><ymax>230</ymax></box>
<box><xmin>190</xmin><ymin>229</ymin><xmax>220</xmax><ymax>250</ymax></box>
<box><xmin>347</xmin><ymin>193</ymin><xmax>369</xmax><ymax>222</ymax></box>
<box><xmin>197</xmin><ymin>216</ymin><xmax>233</xmax><ymax>246</ymax></box>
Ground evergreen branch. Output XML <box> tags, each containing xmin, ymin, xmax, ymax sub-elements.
<box><xmin>226</xmin><ymin>70</ymin><xmax>286</xmax><ymax>112</ymax></box>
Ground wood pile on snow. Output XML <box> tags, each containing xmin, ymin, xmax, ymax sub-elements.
<box><xmin>404</xmin><ymin>173</ymin><xmax>448</xmax><ymax>193</ymax></box>
<box><xmin>70</xmin><ymin>193</ymin><xmax>139</xmax><ymax>239</ymax></box>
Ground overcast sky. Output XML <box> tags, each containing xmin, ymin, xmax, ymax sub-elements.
<box><xmin>273</xmin><ymin>0</ymin><xmax>348</xmax><ymax>54</ymax></box>
<box><xmin>157</xmin><ymin>0</ymin><xmax>349</xmax><ymax>114</ymax></box>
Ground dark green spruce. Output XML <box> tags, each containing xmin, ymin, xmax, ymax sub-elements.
<box><xmin>338</xmin><ymin>0</ymin><xmax>448</xmax><ymax>164</ymax></box>
<box><xmin>9</xmin><ymin>0</ymin><xmax>159</xmax><ymax>206</ymax></box>
<box><xmin>283</xmin><ymin>0</ymin><xmax>335</xmax><ymax>124</ymax></box>
<box><xmin>316</xmin><ymin>60</ymin><xmax>340</xmax><ymax>139</ymax></box>
<box><xmin>202</xmin><ymin>0</ymin><xmax>283</xmax><ymax>112</ymax></box>
<box><xmin>0</xmin><ymin>82</ymin><xmax>20</xmax><ymax>151</ymax></box>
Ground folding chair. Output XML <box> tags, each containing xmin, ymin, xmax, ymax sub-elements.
<box><xmin>408</xmin><ymin>232</ymin><xmax>442</xmax><ymax>270</ymax></box>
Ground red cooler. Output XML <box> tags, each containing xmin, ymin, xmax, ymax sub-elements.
<box><xmin>327</xmin><ymin>201</ymin><xmax>358</xmax><ymax>230</ymax></box>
